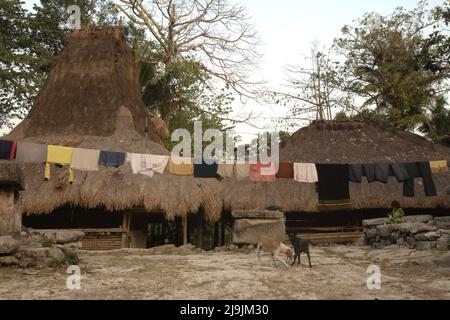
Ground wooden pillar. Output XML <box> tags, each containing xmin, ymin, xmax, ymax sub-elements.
<box><xmin>182</xmin><ymin>215</ymin><xmax>188</xmax><ymax>245</ymax></box>
<box><xmin>196</xmin><ymin>212</ymin><xmax>203</xmax><ymax>249</ymax></box>
<box><xmin>121</xmin><ymin>212</ymin><xmax>131</xmax><ymax>248</ymax></box>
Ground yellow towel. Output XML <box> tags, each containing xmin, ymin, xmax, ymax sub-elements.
<box><xmin>430</xmin><ymin>160</ymin><xmax>448</xmax><ymax>173</ymax></box>
<box><xmin>45</xmin><ymin>145</ymin><xmax>74</xmax><ymax>182</ymax></box>
<box><xmin>168</xmin><ymin>157</ymin><xmax>194</xmax><ymax>176</ymax></box>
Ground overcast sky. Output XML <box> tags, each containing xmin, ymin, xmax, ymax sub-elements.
<box><xmin>17</xmin><ymin>0</ymin><xmax>444</xmax><ymax>142</ymax></box>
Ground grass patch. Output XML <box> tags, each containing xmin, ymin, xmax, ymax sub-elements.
<box><xmin>49</xmin><ymin>250</ymin><xmax>80</xmax><ymax>268</ymax></box>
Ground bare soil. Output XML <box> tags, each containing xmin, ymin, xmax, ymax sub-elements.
<box><xmin>0</xmin><ymin>245</ymin><xmax>449</xmax><ymax>300</ymax></box>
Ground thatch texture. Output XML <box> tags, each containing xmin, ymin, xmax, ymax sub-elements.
<box><xmin>4</xmin><ymin>27</ymin><xmax>221</xmax><ymax>221</ymax></box>
<box><xmin>280</xmin><ymin>120</ymin><xmax>450</xmax><ymax>163</ymax></box>
<box><xmin>221</xmin><ymin>121</ymin><xmax>450</xmax><ymax>213</ymax></box>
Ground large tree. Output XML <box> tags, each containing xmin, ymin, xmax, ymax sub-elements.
<box><xmin>334</xmin><ymin>1</ymin><xmax>449</xmax><ymax>130</ymax></box>
<box><xmin>116</xmin><ymin>0</ymin><xmax>262</xmax><ymax>126</ymax></box>
<box><xmin>0</xmin><ymin>0</ymin><xmax>36</xmax><ymax>128</ymax></box>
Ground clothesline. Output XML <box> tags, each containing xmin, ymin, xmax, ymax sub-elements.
<box><xmin>1</xmin><ymin>139</ymin><xmax>449</xmax><ymax>212</ymax></box>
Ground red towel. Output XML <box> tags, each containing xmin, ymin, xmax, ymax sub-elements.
<box><xmin>250</xmin><ymin>162</ymin><xmax>276</xmax><ymax>182</ymax></box>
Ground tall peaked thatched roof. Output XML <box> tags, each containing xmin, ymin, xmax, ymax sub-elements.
<box><xmin>5</xmin><ymin>27</ymin><xmax>221</xmax><ymax>221</ymax></box>
<box><xmin>221</xmin><ymin>120</ymin><xmax>450</xmax><ymax>213</ymax></box>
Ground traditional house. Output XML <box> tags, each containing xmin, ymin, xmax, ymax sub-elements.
<box><xmin>221</xmin><ymin>120</ymin><xmax>450</xmax><ymax>242</ymax></box>
<box><xmin>4</xmin><ymin>27</ymin><xmax>222</xmax><ymax>250</ymax></box>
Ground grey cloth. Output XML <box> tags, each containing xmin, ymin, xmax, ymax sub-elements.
<box><xmin>363</xmin><ymin>164</ymin><xmax>376</xmax><ymax>183</ymax></box>
<box><xmin>16</xmin><ymin>142</ymin><xmax>47</xmax><ymax>164</ymax></box>
<box><xmin>403</xmin><ymin>162</ymin><xmax>437</xmax><ymax>197</ymax></box>
<box><xmin>349</xmin><ymin>164</ymin><xmax>363</xmax><ymax>183</ymax></box>
<box><xmin>390</xmin><ymin>163</ymin><xmax>409</xmax><ymax>182</ymax></box>
<box><xmin>374</xmin><ymin>164</ymin><xmax>390</xmax><ymax>184</ymax></box>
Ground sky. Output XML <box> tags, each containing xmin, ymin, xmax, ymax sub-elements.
<box><xmin>15</xmin><ymin>0</ymin><xmax>446</xmax><ymax>142</ymax></box>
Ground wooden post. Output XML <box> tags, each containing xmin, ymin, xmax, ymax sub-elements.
<box><xmin>121</xmin><ymin>212</ymin><xmax>131</xmax><ymax>248</ymax></box>
<box><xmin>182</xmin><ymin>215</ymin><xmax>188</xmax><ymax>245</ymax></box>
<box><xmin>196</xmin><ymin>212</ymin><xmax>203</xmax><ymax>249</ymax></box>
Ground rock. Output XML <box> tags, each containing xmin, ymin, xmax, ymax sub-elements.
<box><xmin>0</xmin><ymin>236</ymin><xmax>21</xmax><ymax>254</ymax></box>
<box><xmin>56</xmin><ymin>241</ymin><xmax>82</xmax><ymax>255</ymax></box>
<box><xmin>232</xmin><ymin>218</ymin><xmax>285</xmax><ymax>245</ymax></box>
<box><xmin>35</xmin><ymin>230</ymin><xmax>85</xmax><ymax>244</ymax></box>
<box><xmin>248</xmin><ymin>244</ymin><xmax>255</xmax><ymax>250</ymax></box>
<box><xmin>394</xmin><ymin>222</ymin><xmax>437</xmax><ymax>234</ymax></box>
<box><xmin>414</xmin><ymin>232</ymin><xmax>440</xmax><ymax>241</ymax></box>
<box><xmin>227</xmin><ymin>244</ymin><xmax>237</xmax><ymax>251</ymax></box>
<box><xmin>406</xmin><ymin>236</ymin><xmax>416</xmax><ymax>249</ymax></box>
<box><xmin>362</xmin><ymin>218</ymin><xmax>386</xmax><ymax>228</ymax></box>
<box><xmin>15</xmin><ymin>247</ymin><xmax>65</xmax><ymax>268</ymax></box>
<box><xmin>0</xmin><ymin>256</ymin><xmax>20</xmax><ymax>266</ymax></box>
<box><xmin>434</xmin><ymin>217</ymin><xmax>450</xmax><ymax>230</ymax></box>
<box><xmin>436</xmin><ymin>235</ymin><xmax>450</xmax><ymax>251</ymax></box>
<box><xmin>232</xmin><ymin>210</ymin><xmax>284</xmax><ymax>219</ymax></box>
<box><xmin>396</xmin><ymin>237</ymin><xmax>405</xmax><ymax>246</ymax></box>
<box><xmin>433</xmin><ymin>253</ymin><xmax>450</xmax><ymax>267</ymax></box>
<box><xmin>415</xmin><ymin>241</ymin><xmax>437</xmax><ymax>251</ymax></box>
<box><xmin>376</xmin><ymin>225</ymin><xmax>394</xmax><ymax>239</ymax></box>
<box><xmin>365</xmin><ymin>228</ymin><xmax>378</xmax><ymax>239</ymax></box>
<box><xmin>355</xmin><ymin>236</ymin><xmax>366</xmax><ymax>246</ymax></box>
<box><xmin>405</xmin><ymin>215</ymin><xmax>433</xmax><ymax>224</ymax></box>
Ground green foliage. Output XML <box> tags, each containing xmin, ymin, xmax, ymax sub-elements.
<box><xmin>419</xmin><ymin>96</ymin><xmax>450</xmax><ymax>146</ymax></box>
<box><xmin>41</xmin><ymin>237</ymin><xmax>56</xmax><ymax>247</ymax></box>
<box><xmin>334</xmin><ymin>1</ymin><xmax>449</xmax><ymax>130</ymax></box>
<box><xmin>49</xmin><ymin>250</ymin><xmax>79</xmax><ymax>268</ymax></box>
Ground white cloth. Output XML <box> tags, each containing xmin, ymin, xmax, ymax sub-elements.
<box><xmin>294</xmin><ymin>163</ymin><xmax>318</xmax><ymax>183</ymax></box>
<box><xmin>127</xmin><ymin>153</ymin><xmax>169</xmax><ymax>177</ymax></box>
<box><xmin>71</xmin><ymin>148</ymin><xmax>100</xmax><ymax>171</ymax></box>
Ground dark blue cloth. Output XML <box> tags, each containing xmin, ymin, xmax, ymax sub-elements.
<box><xmin>98</xmin><ymin>151</ymin><xmax>126</xmax><ymax>167</ymax></box>
<box><xmin>194</xmin><ymin>158</ymin><xmax>218</xmax><ymax>178</ymax></box>
<box><xmin>403</xmin><ymin>162</ymin><xmax>437</xmax><ymax>197</ymax></box>
<box><xmin>0</xmin><ymin>140</ymin><xmax>16</xmax><ymax>160</ymax></box>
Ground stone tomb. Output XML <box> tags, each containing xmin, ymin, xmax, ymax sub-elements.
<box><xmin>232</xmin><ymin>210</ymin><xmax>286</xmax><ymax>245</ymax></box>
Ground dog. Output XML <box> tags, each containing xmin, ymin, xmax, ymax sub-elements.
<box><xmin>256</xmin><ymin>236</ymin><xmax>294</xmax><ymax>267</ymax></box>
<box><xmin>288</xmin><ymin>233</ymin><xmax>312</xmax><ymax>268</ymax></box>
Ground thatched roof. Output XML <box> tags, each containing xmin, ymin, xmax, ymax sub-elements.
<box><xmin>222</xmin><ymin>121</ymin><xmax>450</xmax><ymax>213</ymax></box>
<box><xmin>5</xmin><ymin>27</ymin><xmax>221</xmax><ymax>221</ymax></box>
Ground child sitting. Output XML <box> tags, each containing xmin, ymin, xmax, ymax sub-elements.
<box><xmin>386</xmin><ymin>200</ymin><xmax>406</xmax><ymax>224</ymax></box>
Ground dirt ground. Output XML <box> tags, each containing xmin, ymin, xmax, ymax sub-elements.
<box><xmin>0</xmin><ymin>245</ymin><xmax>449</xmax><ymax>300</ymax></box>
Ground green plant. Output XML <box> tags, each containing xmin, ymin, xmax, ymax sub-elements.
<box><xmin>49</xmin><ymin>250</ymin><xmax>79</xmax><ymax>268</ymax></box>
<box><xmin>41</xmin><ymin>237</ymin><xmax>56</xmax><ymax>248</ymax></box>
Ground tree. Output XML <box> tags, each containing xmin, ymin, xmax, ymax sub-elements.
<box><xmin>0</xmin><ymin>0</ymin><xmax>36</xmax><ymax>128</ymax></box>
<box><xmin>127</xmin><ymin>23</ymin><xmax>236</xmax><ymax>149</ymax></box>
<box><xmin>419</xmin><ymin>96</ymin><xmax>450</xmax><ymax>146</ymax></box>
<box><xmin>273</xmin><ymin>43</ymin><xmax>353</xmax><ymax>128</ymax></box>
<box><xmin>116</xmin><ymin>0</ymin><xmax>262</xmax><ymax>126</ymax></box>
<box><xmin>334</xmin><ymin>1</ymin><xmax>449</xmax><ymax>130</ymax></box>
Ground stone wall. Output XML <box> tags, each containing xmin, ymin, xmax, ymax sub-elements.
<box><xmin>232</xmin><ymin>210</ymin><xmax>286</xmax><ymax>245</ymax></box>
<box><xmin>363</xmin><ymin>215</ymin><xmax>450</xmax><ymax>251</ymax></box>
<box><xmin>0</xmin><ymin>191</ymin><xmax>21</xmax><ymax>236</ymax></box>
<box><xmin>0</xmin><ymin>228</ymin><xmax>84</xmax><ymax>268</ymax></box>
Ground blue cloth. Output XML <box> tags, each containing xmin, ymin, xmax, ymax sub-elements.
<box><xmin>98</xmin><ymin>151</ymin><xmax>126</xmax><ymax>167</ymax></box>
<box><xmin>194</xmin><ymin>158</ymin><xmax>218</xmax><ymax>178</ymax></box>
